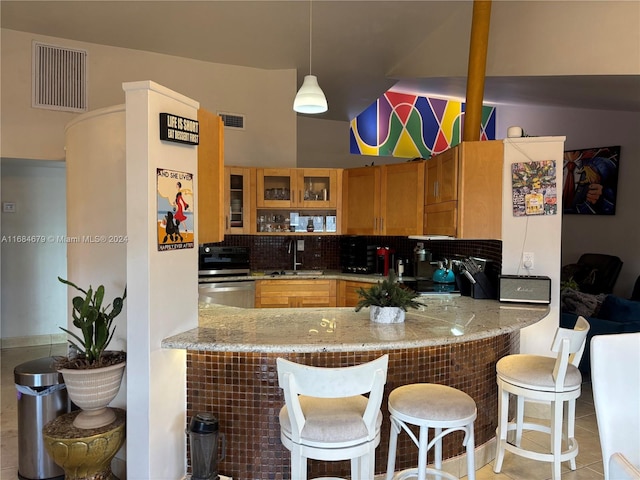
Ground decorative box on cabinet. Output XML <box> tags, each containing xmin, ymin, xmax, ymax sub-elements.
<box><xmin>424</xmin><ymin>140</ymin><xmax>503</xmax><ymax>239</ymax></box>
<box><xmin>343</xmin><ymin>161</ymin><xmax>424</xmax><ymax>236</ymax></box>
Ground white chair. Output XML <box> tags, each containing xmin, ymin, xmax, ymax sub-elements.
<box><xmin>494</xmin><ymin>316</ymin><xmax>590</xmax><ymax>480</ymax></box>
<box><xmin>385</xmin><ymin>383</ymin><xmax>477</xmax><ymax>480</ymax></box>
<box><xmin>591</xmin><ymin>332</ymin><xmax>640</xmax><ymax>480</ymax></box>
<box><xmin>276</xmin><ymin>354</ymin><xmax>389</xmax><ymax>480</ymax></box>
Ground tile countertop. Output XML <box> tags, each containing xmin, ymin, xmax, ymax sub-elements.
<box><xmin>161</xmin><ymin>296</ymin><xmax>549</xmax><ymax>353</ymax></box>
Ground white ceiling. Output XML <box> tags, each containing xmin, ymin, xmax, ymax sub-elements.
<box><xmin>2</xmin><ymin>0</ymin><xmax>639</xmax><ymax>121</ymax></box>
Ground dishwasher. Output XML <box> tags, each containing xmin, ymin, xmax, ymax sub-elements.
<box><xmin>198</xmin><ymin>245</ymin><xmax>255</xmax><ymax>308</ymax></box>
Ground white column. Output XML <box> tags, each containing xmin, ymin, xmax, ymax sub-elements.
<box><xmin>124</xmin><ymin>81</ymin><xmax>199</xmax><ymax>479</ymax></box>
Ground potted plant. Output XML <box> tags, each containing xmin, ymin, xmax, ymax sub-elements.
<box><xmin>355</xmin><ymin>271</ymin><xmax>421</xmax><ymax>323</ymax></box>
<box><xmin>56</xmin><ymin>277</ymin><xmax>127</xmax><ymax>429</ymax></box>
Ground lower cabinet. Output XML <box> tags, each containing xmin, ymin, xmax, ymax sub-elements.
<box><xmin>337</xmin><ymin>280</ymin><xmax>374</xmax><ymax>307</ymax></box>
<box><xmin>255</xmin><ymin>279</ymin><xmax>337</xmax><ymax>308</ymax></box>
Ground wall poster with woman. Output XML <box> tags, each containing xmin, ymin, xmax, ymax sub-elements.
<box><xmin>156</xmin><ymin>168</ymin><xmax>195</xmax><ymax>251</ymax></box>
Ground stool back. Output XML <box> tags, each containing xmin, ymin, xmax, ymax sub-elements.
<box><xmin>277</xmin><ymin>355</ymin><xmax>388</xmax><ymax>443</ymax></box>
<box><xmin>550</xmin><ymin>316</ymin><xmax>590</xmax><ymax>390</ymax></box>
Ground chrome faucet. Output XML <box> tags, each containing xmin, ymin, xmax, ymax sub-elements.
<box><xmin>288</xmin><ymin>239</ymin><xmax>303</xmax><ymax>271</ymax></box>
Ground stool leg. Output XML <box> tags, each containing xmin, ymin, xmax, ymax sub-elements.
<box><xmin>417</xmin><ymin>425</ymin><xmax>429</xmax><ymax>480</ymax></box>
<box><xmin>494</xmin><ymin>385</ymin><xmax>508</xmax><ymax>473</ymax></box>
<box><xmin>465</xmin><ymin>423</ymin><xmax>476</xmax><ymax>480</ymax></box>
<box><xmin>351</xmin><ymin>456</ymin><xmax>361</xmax><ymax>480</ymax></box>
<box><xmin>434</xmin><ymin>427</ymin><xmax>443</xmax><ymax>471</ymax></box>
<box><xmin>515</xmin><ymin>395</ymin><xmax>525</xmax><ymax>446</ymax></box>
<box><xmin>386</xmin><ymin>416</ymin><xmax>401</xmax><ymax>480</ymax></box>
<box><xmin>550</xmin><ymin>399</ymin><xmax>563</xmax><ymax>480</ymax></box>
<box><xmin>290</xmin><ymin>445</ymin><xmax>307</xmax><ymax>480</ymax></box>
<box><xmin>567</xmin><ymin>398</ymin><xmax>577</xmax><ymax>471</ymax></box>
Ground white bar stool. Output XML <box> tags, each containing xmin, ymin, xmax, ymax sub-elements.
<box><xmin>494</xmin><ymin>316</ymin><xmax>590</xmax><ymax>480</ymax></box>
<box><xmin>385</xmin><ymin>384</ymin><xmax>477</xmax><ymax>480</ymax></box>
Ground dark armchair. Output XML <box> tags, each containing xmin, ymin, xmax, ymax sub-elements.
<box><xmin>561</xmin><ymin>253</ymin><xmax>623</xmax><ymax>295</ymax></box>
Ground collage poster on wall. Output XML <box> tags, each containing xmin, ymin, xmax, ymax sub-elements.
<box><xmin>157</xmin><ymin>168</ymin><xmax>195</xmax><ymax>251</ymax></box>
<box><xmin>511</xmin><ymin>160</ymin><xmax>557</xmax><ymax>217</ymax></box>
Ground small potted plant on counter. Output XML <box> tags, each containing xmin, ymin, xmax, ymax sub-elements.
<box><xmin>355</xmin><ymin>271</ymin><xmax>421</xmax><ymax>323</ymax></box>
<box><xmin>56</xmin><ymin>277</ymin><xmax>127</xmax><ymax>429</ymax></box>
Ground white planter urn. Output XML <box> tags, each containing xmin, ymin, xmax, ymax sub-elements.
<box><xmin>59</xmin><ymin>361</ymin><xmax>126</xmax><ymax>429</ymax></box>
<box><xmin>369</xmin><ymin>305</ymin><xmax>405</xmax><ymax>324</ymax></box>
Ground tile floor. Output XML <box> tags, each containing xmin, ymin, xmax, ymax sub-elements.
<box><xmin>1</xmin><ymin>344</ymin><xmax>605</xmax><ymax>480</ymax></box>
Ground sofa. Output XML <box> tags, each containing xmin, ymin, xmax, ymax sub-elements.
<box><xmin>561</xmin><ymin>291</ymin><xmax>640</xmax><ymax>377</ymax></box>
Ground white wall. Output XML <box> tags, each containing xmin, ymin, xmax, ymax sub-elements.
<box><xmin>0</xmin><ymin>28</ymin><xmax>297</xmax><ymax>168</ymax></box>
<box><xmin>501</xmin><ymin>137</ymin><xmax>566</xmax><ymax>356</ymax></box>
<box><xmin>0</xmin><ymin>159</ymin><xmax>67</xmax><ymax>345</ymax></box>
<box><xmin>496</xmin><ymin>105</ymin><xmax>640</xmax><ymax>297</ymax></box>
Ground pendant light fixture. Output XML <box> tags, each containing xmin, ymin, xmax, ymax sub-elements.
<box><xmin>293</xmin><ymin>0</ymin><xmax>328</xmax><ymax>114</ymax></box>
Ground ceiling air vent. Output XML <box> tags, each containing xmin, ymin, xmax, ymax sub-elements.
<box><xmin>218</xmin><ymin>112</ymin><xmax>245</xmax><ymax>130</ymax></box>
<box><xmin>32</xmin><ymin>42</ymin><xmax>88</xmax><ymax>112</ymax></box>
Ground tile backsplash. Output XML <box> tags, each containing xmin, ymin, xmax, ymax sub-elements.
<box><xmin>211</xmin><ymin>235</ymin><xmax>502</xmax><ymax>274</ymax></box>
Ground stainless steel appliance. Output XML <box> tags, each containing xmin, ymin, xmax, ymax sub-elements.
<box><xmin>199</xmin><ymin>246</ymin><xmax>255</xmax><ymax>308</ymax></box>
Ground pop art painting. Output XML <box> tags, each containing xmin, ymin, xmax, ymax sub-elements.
<box><xmin>157</xmin><ymin>168</ymin><xmax>194</xmax><ymax>251</ymax></box>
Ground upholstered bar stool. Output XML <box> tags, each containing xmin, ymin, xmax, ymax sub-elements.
<box><xmin>385</xmin><ymin>384</ymin><xmax>477</xmax><ymax>480</ymax></box>
<box><xmin>494</xmin><ymin>316</ymin><xmax>590</xmax><ymax>480</ymax></box>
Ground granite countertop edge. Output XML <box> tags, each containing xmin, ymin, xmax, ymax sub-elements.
<box><xmin>162</xmin><ymin>298</ymin><xmax>549</xmax><ymax>353</ymax></box>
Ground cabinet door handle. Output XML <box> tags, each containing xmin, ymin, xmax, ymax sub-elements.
<box><xmin>380</xmin><ymin>217</ymin><xmax>384</xmax><ymax>232</ymax></box>
<box><xmin>225</xmin><ymin>215</ymin><xmax>229</xmax><ymax>230</ymax></box>
<box><xmin>374</xmin><ymin>217</ymin><xmax>377</xmax><ymax>231</ymax></box>
<box><xmin>299</xmin><ymin>190</ymin><xmax>302</xmax><ymax>204</ymax></box>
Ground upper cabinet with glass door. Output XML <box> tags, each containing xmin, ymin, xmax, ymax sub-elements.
<box><xmin>257</xmin><ymin>168</ymin><xmax>339</xmax><ymax>208</ymax></box>
<box><xmin>224</xmin><ymin>166</ymin><xmax>253</xmax><ymax>234</ymax></box>
<box><xmin>296</xmin><ymin>168</ymin><xmax>338</xmax><ymax>208</ymax></box>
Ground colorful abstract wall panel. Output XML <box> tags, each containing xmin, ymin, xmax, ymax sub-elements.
<box><xmin>350</xmin><ymin>91</ymin><xmax>496</xmax><ymax>158</ymax></box>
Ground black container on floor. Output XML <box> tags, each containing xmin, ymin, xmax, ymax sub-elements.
<box><xmin>187</xmin><ymin>413</ymin><xmax>226</xmax><ymax>480</ymax></box>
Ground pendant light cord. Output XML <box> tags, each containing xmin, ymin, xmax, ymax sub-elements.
<box><xmin>309</xmin><ymin>0</ymin><xmax>313</xmax><ymax>75</ymax></box>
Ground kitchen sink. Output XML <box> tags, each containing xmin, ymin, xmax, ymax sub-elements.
<box><xmin>265</xmin><ymin>270</ymin><xmax>324</xmax><ymax>276</ymax></box>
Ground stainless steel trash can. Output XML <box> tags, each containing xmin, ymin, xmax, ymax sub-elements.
<box><xmin>14</xmin><ymin>357</ymin><xmax>68</xmax><ymax>480</ymax></box>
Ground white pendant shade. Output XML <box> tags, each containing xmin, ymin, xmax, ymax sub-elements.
<box><xmin>293</xmin><ymin>75</ymin><xmax>328</xmax><ymax>114</ymax></box>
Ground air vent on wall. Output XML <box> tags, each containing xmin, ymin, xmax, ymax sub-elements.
<box><xmin>32</xmin><ymin>42</ymin><xmax>88</xmax><ymax>112</ymax></box>
<box><xmin>218</xmin><ymin>112</ymin><xmax>245</xmax><ymax>130</ymax></box>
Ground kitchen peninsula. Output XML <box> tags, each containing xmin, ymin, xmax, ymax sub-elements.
<box><xmin>163</xmin><ymin>295</ymin><xmax>547</xmax><ymax>479</ymax></box>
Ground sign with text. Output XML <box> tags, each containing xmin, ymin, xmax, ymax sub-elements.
<box><xmin>159</xmin><ymin>113</ymin><xmax>199</xmax><ymax>145</ymax></box>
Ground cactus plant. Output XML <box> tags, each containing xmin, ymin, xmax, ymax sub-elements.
<box><xmin>58</xmin><ymin>277</ymin><xmax>126</xmax><ymax>368</ymax></box>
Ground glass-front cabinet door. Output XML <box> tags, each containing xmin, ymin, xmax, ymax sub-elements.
<box><xmin>296</xmin><ymin>169</ymin><xmax>338</xmax><ymax>208</ymax></box>
<box><xmin>257</xmin><ymin>168</ymin><xmax>339</xmax><ymax>208</ymax></box>
<box><xmin>224</xmin><ymin>166</ymin><xmax>252</xmax><ymax>234</ymax></box>
<box><xmin>256</xmin><ymin>168</ymin><xmax>295</xmax><ymax>208</ymax></box>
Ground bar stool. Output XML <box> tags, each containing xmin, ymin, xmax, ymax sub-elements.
<box><xmin>385</xmin><ymin>384</ymin><xmax>477</xmax><ymax>480</ymax></box>
<box><xmin>494</xmin><ymin>316</ymin><xmax>590</xmax><ymax>480</ymax></box>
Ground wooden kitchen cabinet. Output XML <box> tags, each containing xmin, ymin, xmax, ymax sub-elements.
<box><xmin>337</xmin><ymin>280</ymin><xmax>373</xmax><ymax>307</ymax></box>
<box><xmin>255</xmin><ymin>279</ymin><xmax>337</xmax><ymax>308</ymax></box>
<box><xmin>256</xmin><ymin>168</ymin><xmax>340</xmax><ymax>209</ymax></box>
<box><xmin>197</xmin><ymin>108</ymin><xmax>224</xmax><ymax>243</ymax></box>
<box><xmin>224</xmin><ymin>166</ymin><xmax>254</xmax><ymax>234</ymax></box>
<box><xmin>343</xmin><ymin>161</ymin><xmax>424</xmax><ymax>236</ymax></box>
<box><xmin>424</xmin><ymin>140</ymin><xmax>503</xmax><ymax>239</ymax></box>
